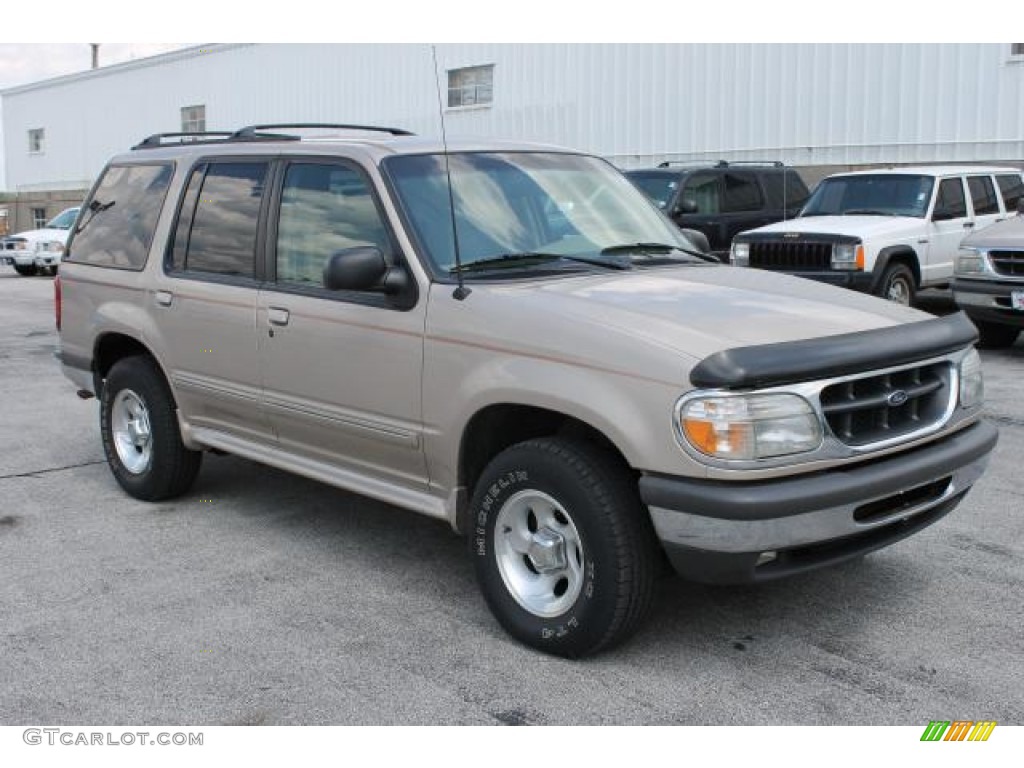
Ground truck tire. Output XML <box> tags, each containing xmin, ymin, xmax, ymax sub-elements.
<box><xmin>875</xmin><ymin>263</ymin><xmax>915</xmax><ymax>306</ymax></box>
<box><xmin>470</xmin><ymin>436</ymin><xmax>657</xmax><ymax>657</ymax></box>
<box><xmin>974</xmin><ymin>321</ymin><xmax>1020</xmax><ymax>349</ymax></box>
<box><xmin>13</xmin><ymin>264</ymin><xmax>38</xmax><ymax>277</ymax></box>
<box><xmin>100</xmin><ymin>355</ymin><xmax>202</xmax><ymax>501</ymax></box>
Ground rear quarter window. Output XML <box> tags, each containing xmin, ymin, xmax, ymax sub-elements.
<box><xmin>67</xmin><ymin>163</ymin><xmax>173</xmax><ymax>269</ymax></box>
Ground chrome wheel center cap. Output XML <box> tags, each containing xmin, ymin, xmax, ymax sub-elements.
<box><xmin>527</xmin><ymin>527</ymin><xmax>567</xmax><ymax>573</ymax></box>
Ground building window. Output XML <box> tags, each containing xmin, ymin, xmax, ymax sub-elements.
<box><xmin>447</xmin><ymin>65</ymin><xmax>493</xmax><ymax>108</ymax></box>
<box><xmin>28</xmin><ymin>129</ymin><xmax>44</xmax><ymax>153</ymax></box>
<box><xmin>31</xmin><ymin>207</ymin><xmax>48</xmax><ymax>229</ymax></box>
<box><xmin>181</xmin><ymin>105</ymin><xmax>206</xmax><ymax>133</ymax></box>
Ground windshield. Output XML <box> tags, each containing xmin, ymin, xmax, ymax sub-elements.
<box><xmin>801</xmin><ymin>174</ymin><xmax>934</xmax><ymax>218</ymax></box>
<box><xmin>46</xmin><ymin>208</ymin><xmax>80</xmax><ymax>230</ymax></box>
<box><xmin>384</xmin><ymin>152</ymin><xmax>694</xmax><ymax>274</ymax></box>
<box><xmin>625</xmin><ymin>172</ymin><xmax>679</xmax><ymax>209</ymax></box>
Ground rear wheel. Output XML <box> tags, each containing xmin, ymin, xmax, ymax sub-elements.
<box><xmin>875</xmin><ymin>263</ymin><xmax>915</xmax><ymax>306</ymax></box>
<box><xmin>974</xmin><ymin>320</ymin><xmax>1020</xmax><ymax>349</ymax></box>
<box><xmin>470</xmin><ymin>436</ymin><xmax>658</xmax><ymax>657</ymax></box>
<box><xmin>100</xmin><ymin>356</ymin><xmax>202</xmax><ymax>500</ymax></box>
<box><xmin>13</xmin><ymin>264</ymin><xmax>38</xmax><ymax>277</ymax></box>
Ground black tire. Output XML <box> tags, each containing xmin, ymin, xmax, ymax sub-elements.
<box><xmin>974</xmin><ymin>320</ymin><xmax>1020</xmax><ymax>349</ymax></box>
<box><xmin>100</xmin><ymin>355</ymin><xmax>202</xmax><ymax>501</ymax></box>
<box><xmin>874</xmin><ymin>262</ymin><xmax>916</xmax><ymax>306</ymax></box>
<box><xmin>470</xmin><ymin>436</ymin><xmax>658</xmax><ymax>658</ymax></box>
<box><xmin>13</xmin><ymin>264</ymin><xmax>38</xmax><ymax>277</ymax></box>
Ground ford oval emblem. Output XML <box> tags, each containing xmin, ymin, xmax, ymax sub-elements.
<box><xmin>887</xmin><ymin>390</ymin><xmax>909</xmax><ymax>407</ymax></box>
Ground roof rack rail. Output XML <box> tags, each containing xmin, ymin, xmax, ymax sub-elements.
<box><xmin>230</xmin><ymin>123</ymin><xmax>415</xmax><ymax>139</ymax></box>
<box><xmin>656</xmin><ymin>159</ymin><xmax>719</xmax><ymax>168</ymax></box>
<box><xmin>713</xmin><ymin>160</ymin><xmax>785</xmax><ymax>168</ymax></box>
<box><xmin>132</xmin><ymin>131</ymin><xmax>235</xmax><ymax>150</ymax></box>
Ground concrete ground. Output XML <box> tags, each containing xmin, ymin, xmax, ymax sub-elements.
<box><xmin>0</xmin><ymin>272</ymin><xmax>1021</xmax><ymax>725</ymax></box>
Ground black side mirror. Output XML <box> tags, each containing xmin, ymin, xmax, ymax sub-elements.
<box><xmin>323</xmin><ymin>246</ymin><xmax>404</xmax><ymax>293</ymax></box>
<box><xmin>674</xmin><ymin>199</ymin><xmax>699</xmax><ymax>216</ymax></box>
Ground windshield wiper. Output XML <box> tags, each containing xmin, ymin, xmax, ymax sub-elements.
<box><xmin>74</xmin><ymin>199</ymin><xmax>115</xmax><ymax>235</ymax></box>
<box><xmin>600</xmin><ymin>242</ymin><xmax>717</xmax><ymax>263</ymax></box>
<box><xmin>451</xmin><ymin>252</ymin><xmax>630</xmax><ymax>274</ymax></box>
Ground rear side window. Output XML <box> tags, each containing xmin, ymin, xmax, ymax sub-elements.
<box><xmin>996</xmin><ymin>174</ymin><xmax>1024</xmax><ymax>211</ymax></box>
<box><xmin>169</xmin><ymin>161</ymin><xmax>268</xmax><ymax>278</ymax></box>
<box><xmin>721</xmin><ymin>172</ymin><xmax>763</xmax><ymax>212</ymax></box>
<box><xmin>69</xmin><ymin>163</ymin><xmax>172</xmax><ymax>269</ymax></box>
<box><xmin>760</xmin><ymin>171</ymin><xmax>810</xmax><ymax>210</ymax></box>
<box><xmin>935</xmin><ymin>178</ymin><xmax>967</xmax><ymax>218</ymax></box>
<box><xmin>967</xmin><ymin>176</ymin><xmax>999</xmax><ymax>215</ymax></box>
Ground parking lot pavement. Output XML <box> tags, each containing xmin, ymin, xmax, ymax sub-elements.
<box><xmin>1</xmin><ymin>269</ymin><xmax>1022</xmax><ymax>725</ymax></box>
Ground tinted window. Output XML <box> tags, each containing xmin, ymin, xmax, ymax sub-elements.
<box><xmin>178</xmin><ymin>162</ymin><xmax>267</xmax><ymax>277</ymax></box>
<box><xmin>997</xmin><ymin>174</ymin><xmax>1024</xmax><ymax>211</ymax></box>
<box><xmin>721</xmin><ymin>172</ymin><xmax>763</xmax><ymax>212</ymax></box>
<box><xmin>936</xmin><ymin>178</ymin><xmax>967</xmax><ymax>218</ymax></box>
<box><xmin>69</xmin><ymin>164</ymin><xmax>172</xmax><ymax>269</ymax></box>
<box><xmin>760</xmin><ymin>171</ymin><xmax>810</xmax><ymax>210</ymax></box>
<box><xmin>967</xmin><ymin>176</ymin><xmax>999</xmax><ymax>215</ymax></box>
<box><xmin>681</xmin><ymin>173</ymin><xmax>720</xmax><ymax>214</ymax></box>
<box><xmin>276</xmin><ymin>163</ymin><xmax>389</xmax><ymax>286</ymax></box>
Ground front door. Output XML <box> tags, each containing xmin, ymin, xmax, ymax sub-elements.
<box><xmin>925</xmin><ymin>177</ymin><xmax>974</xmax><ymax>285</ymax></box>
<box><xmin>256</xmin><ymin>160</ymin><xmax>428</xmax><ymax>488</ymax></box>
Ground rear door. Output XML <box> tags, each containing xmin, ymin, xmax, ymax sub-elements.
<box><xmin>996</xmin><ymin>173</ymin><xmax>1024</xmax><ymax>214</ymax></box>
<box><xmin>255</xmin><ymin>158</ymin><xmax>428</xmax><ymax>488</ymax></box>
<box><xmin>719</xmin><ymin>171</ymin><xmax>769</xmax><ymax>248</ymax></box>
<box><xmin>156</xmin><ymin>159</ymin><xmax>273</xmax><ymax>441</ymax></box>
<box><xmin>966</xmin><ymin>174</ymin><xmax>1005</xmax><ymax>232</ymax></box>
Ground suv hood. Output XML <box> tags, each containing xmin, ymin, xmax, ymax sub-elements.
<box><xmin>741</xmin><ymin>214</ymin><xmax>924</xmax><ymax>240</ymax></box>
<box><xmin>961</xmin><ymin>213</ymin><xmax>1024</xmax><ymax>248</ymax></box>
<box><xmin>433</xmin><ymin>265</ymin><xmax>926</xmax><ymax>385</ymax></box>
<box><xmin>5</xmin><ymin>227</ymin><xmax>71</xmax><ymax>244</ymax></box>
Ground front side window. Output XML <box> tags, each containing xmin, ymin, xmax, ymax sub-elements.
<box><xmin>681</xmin><ymin>173</ymin><xmax>721</xmax><ymax>214</ymax></box>
<box><xmin>625</xmin><ymin>172</ymin><xmax>679</xmax><ymax>210</ymax></box>
<box><xmin>447</xmin><ymin>65</ymin><xmax>494</xmax><ymax>108</ymax></box>
<box><xmin>171</xmin><ymin>162</ymin><xmax>267</xmax><ymax>278</ymax></box>
<box><xmin>967</xmin><ymin>176</ymin><xmax>999</xmax><ymax>215</ymax></box>
<box><xmin>68</xmin><ymin>163</ymin><xmax>173</xmax><ymax>269</ymax></box>
<box><xmin>801</xmin><ymin>174</ymin><xmax>935</xmax><ymax>218</ymax></box>
<box><xmin>384</xmin><ymin>152</ymin><xmax>695</xmax><ymax>274</ymax></box>
<box><xmin>935</xmin><ymin>178</ymin><xmax>968</xmax><ymax>219</ymax></box>
<box><xmin>276</xmin><ymin>163</ymin><xmax>389</xmax><ymax>286</ymax></box>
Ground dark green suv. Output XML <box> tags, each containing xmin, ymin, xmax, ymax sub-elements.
<box><xmin>626</xmin><ymin>161</ymin><xmax>810</xmax><ymax>259</ymax></box>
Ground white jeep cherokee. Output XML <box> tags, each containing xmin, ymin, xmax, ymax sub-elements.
<box><xmin>731</xmin><ymin>167</ymin><xmax>1024</xmax><ymax>305</ymax></box>
<box><xmin>0</xmin><ymin>206</ymin><xmax>80</xmax><ymax>276</ymax></box>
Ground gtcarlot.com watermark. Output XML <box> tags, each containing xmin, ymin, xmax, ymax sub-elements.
<box><xmin>23</xmin><ymin>728</ymin><xmax>203</xmax><ymax>747</ymax></box>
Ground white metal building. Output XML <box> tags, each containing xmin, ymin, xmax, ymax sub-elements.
<box><xmin>2</xmin><ymin>43</ymin><xmax>1023</xmax><ymax>230</ymax></box>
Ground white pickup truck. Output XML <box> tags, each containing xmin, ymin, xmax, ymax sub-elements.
<box><xmin>731</xmin><ymin>166</ymin><xmax>1024</xmax><ymax>305</ymax></box>
<box><xmin>0</xmin><ymin>206</ymin><xmax>80</xmax><ymax>276</ymax></box>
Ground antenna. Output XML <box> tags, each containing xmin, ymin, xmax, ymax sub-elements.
<box><xmin>431</xmin><ymin>45</ymin><xmax>470</xmax><ymax>300</ymax></box>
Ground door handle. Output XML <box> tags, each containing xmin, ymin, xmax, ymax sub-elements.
<box><xmin>268</xmin><ymin>307</ymin><xmax>290</xmax><ymax>327</ymax></box>
<box><xmin>963</xmin><ymin>221</ymin><xmax>975</xmax><ymax>229</ymax></box>
<box><xmin>154</xmin><ymin>290</ymin><xmax>173</xmax><ymax>307</ymax></box>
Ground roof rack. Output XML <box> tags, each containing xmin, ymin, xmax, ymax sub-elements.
<box><xmin>230</xmin><ymin>123</ymin><xmax>415</xmax><ymax>139</ymax></box>
<box><xmin>656</xmin><ymin>159</ymin><xmax>786</xmax><ymax>169</ymax></box>
<box><xmin>132</xmin><ymin>123</ymin><xmax>415</xmax><ymax>151</ymax></box>
<box><xmin>132</xmin><ymin>132</ymin><xmax>235</xmax><ymax>150</ymax></box>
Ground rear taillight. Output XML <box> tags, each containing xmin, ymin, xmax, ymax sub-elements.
<box><xmin>55</xmin><ymin>274</ymin><xmax>62</xmax><ymax>331</ymax></box>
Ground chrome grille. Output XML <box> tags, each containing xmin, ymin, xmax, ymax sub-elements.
<box><xmin>819</xmin><ymin>362</ymin><xmax>952</xmax><ymax>446</ymax></box>
<box><xmin>989</xmin><ymin>249</ymin><xmax>1024</xmax><ymax>277</ymax></box>
<box><xmin>749</xmin><ymin>241</ymin><xmax>832</xmax><ymax>271</ymax></box>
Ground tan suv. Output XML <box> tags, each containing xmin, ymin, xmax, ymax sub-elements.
<box><xmin>57</xmin><ymin>124</ymin><xmax>998</xmax><ymax>657</ymax></box>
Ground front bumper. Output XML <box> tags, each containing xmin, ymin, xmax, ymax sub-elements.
<box><xmin>640</xmin><ymin>420</ymin><xmax>998</xmax><ymax>583</ymax></box>
<box><xmin>953</xmin><ymin>278</ymin><xmax>1024</xmax><ymax>328</ymax></box>
<box><xmin>751</xmin><ymin>269</ymin><xmax>874</xmax><ymax>292</ymax></box>
<box><xmin>0</xmin><ymin>249</ymin><xmax>59</xmax><ymax>267</ymax></box>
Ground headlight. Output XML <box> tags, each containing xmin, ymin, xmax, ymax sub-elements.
<box><xmin>676</xmin><ymin>392</ymin><xmax>822</xmax><ymax>460</ymax></box>
<box><xmin>731</xmin><ymin>242</ymin><xmax>750</xmax><ymax>266</ymax></box>
<box><xmin>42</xmin><ymin>241</ymin><xmax>65</xmax><ymax>254</ymax></box>
<box><xmin>959</xmin><ymin>348</ymin><xmax>983</xmax><ymax>408</ymax></box>
<box><xmin>831</xmin><ymin>242</ymin><xmax>864</xmax><ymax>270</ymax></box>
<box><xmin>955</xmin><ymin>247</ymin><xmax>988</xmax><ymax>276</ymax></box>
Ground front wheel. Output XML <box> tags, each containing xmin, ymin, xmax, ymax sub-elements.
<box><xmin>13</xmin><ymin>264</ymin><xmax>38</xmax><ymax>277</ymax></box>
<box><xmin>470</xmin><ymin>437</ymin><xmax>658</xmax><ymax>657</ymax></box>
<box><xmin>875</xmin><ymin>263</ymin><xmax>916</xmax><ymax>306</ymax></box>
<box><xmin>100</xmin><ymin>356</ymin><xmax>202</xmax><ymax>501</ymax></box>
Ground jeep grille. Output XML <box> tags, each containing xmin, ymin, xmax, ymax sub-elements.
<box><xmin>749</xmin><ymin>241</ymin><xmax>832</xmax><ymax>271</ymax></box>
<box><xmin>819</xmin><ymin>361</ymin><xmax>953</xmax><ymax>447</ymax></box>
<box><xmin>988</xmin><ymin>249</ymin><xmax>1024</xmax><ymax>277</ymax></box>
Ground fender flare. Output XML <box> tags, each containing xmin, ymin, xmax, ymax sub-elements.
<box><xmin>870</xmin><ymin>246</ymin><xmax>920</xmax><ymax>294</ymax></box>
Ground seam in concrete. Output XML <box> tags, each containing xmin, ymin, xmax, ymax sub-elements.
<box><xmin>0</xmin><ymin>460</ymin><xmax>105</xmax><ymax>481</ymax></box>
